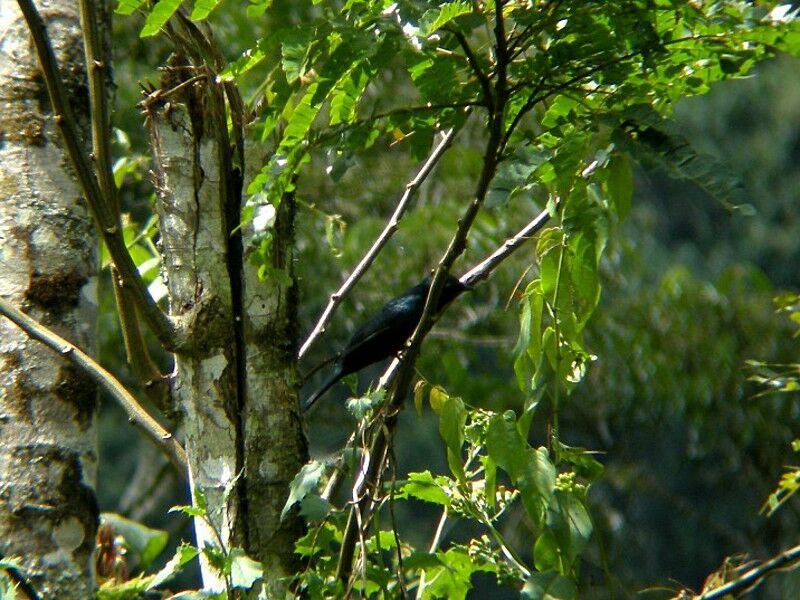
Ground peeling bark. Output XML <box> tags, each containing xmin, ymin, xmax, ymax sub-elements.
<box><xmin>146</xmin><ymin>79</ymin><xmax>240</xmax><ymax>591</ymax></box>
<box><xmin>0</xmin><ymin>2</ymin><xmax>99</xmax><ymax>597</ymax></box>
<box><xmin>146</xmin><ymin>53</ymin><xmax>308</xmax><ymax>590</ymax></box>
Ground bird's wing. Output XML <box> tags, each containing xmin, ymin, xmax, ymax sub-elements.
<box><xmin>343</xmin><ymin>294</ymin><xmax>422</xmax><ymax>358</ymax></box>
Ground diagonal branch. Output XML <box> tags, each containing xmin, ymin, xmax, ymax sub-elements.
<box><xmin>449</xmin><ymin>28</ymin><xmax>494</xmax><ymax>107</ymax></box>
<box><xmin>298</xmin><ymin>125</ymin><xmax>463</xmax><ymax>359</ymax></box>
<box><xmin>0</xmin><ymin>297</ymin><xmax>188</xmax><ymax>476</ymax></box>
<box><xmin>693</xmin><ymin>544</ymin><xmax>800</xmax><ymax>600</ymax></box>
<box><xmin>462</xmin><ymin>206</ymin><xmax>552</xmax><ymax>287</ymax></box>
<box><xmin>78</xmin><ymin>0</ymin><xmax>166</xmax><ymax>394</ymax></box>
<box><xmin>15</xmin><ymin>0</ymin><xmax>180</xmax><ymax>351</ymax></box>
<box><xmin>337</xmin><ymin>10</ymin><xmax>512</xmax><ymax>582</ymax></box>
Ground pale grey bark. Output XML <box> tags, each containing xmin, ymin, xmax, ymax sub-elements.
<box><xmin>148</xmin><ymin>99</ymin><xmax>239</xmax><ymax>592</ymax></box>
<box><xmin>0</xmin><ymin>1</ymin><xmax>99</xmax><ymax>598</ymax></box>
<box><xmin>146</xmin><ymin>65</ymin><xmax>307</xmax><ymax>591</ymax></box>
<box><xmin>241</xmin><ymin>178</ymin><xmax>306</xmax><ymax>592</ymax></box>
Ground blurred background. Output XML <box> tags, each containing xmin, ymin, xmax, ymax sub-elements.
<box><xmin>99</xmin><ymin>6</ymin><xmax>800</xmax><ymax>597</ymax></box>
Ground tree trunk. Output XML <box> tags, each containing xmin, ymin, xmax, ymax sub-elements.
<box><xmin>0</xmin><ymin>2</ymin><xmax>99</xmax><ymax>598</ymax></box>
<box><xmin>145</xmin><ymin>49</ymin><xmax>307</xmax><ymax>591</ymax></box>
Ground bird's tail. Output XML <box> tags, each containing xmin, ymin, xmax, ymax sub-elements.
<box><xmin>302</xmin><ymin>367</ymin><xmax>343</xmax><ymax>412</ymax></box>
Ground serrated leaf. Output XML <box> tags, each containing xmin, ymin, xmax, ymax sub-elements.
<box><xmin>397</xmin><ymin>471</ymin><xmax>451</xmax><ymax>506</ymax></box>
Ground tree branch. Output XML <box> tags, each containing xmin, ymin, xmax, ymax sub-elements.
<box><xmin>449</xmin><ymin>28</ymin><xmax>494</xmax><ymax>107</ymax></box>
<box><xmin>298</xmin><ymin>125</ymin><xmax>463</xmax><ymax>359</ymax></box>
<box><xmin>462</xmin><ymin>206</ymin><xmax>552</xmax><ymax>287</ymax></box>
<box><xmin>77</xmin><ymin>0</ymin><xmax>166</xmax><ymax>394</ymax></box>
<box><xmin>337</xmin><ymin>9</ymin><xmax>512</xmax><ymax>582</ymax></box>
<box><xmin>15</xmin><ymin>0</ymin><xmax>180</xmax><ymax>350</ymax></box>
<box><xmin>0</xmin><ymin>297</ymin><xmax>188</xmax><ymax>476</ymax></box>
<box><xmin>693</xmin><ymin>544</ymin><xmax>800</xmax><ymax>600</ymax></box>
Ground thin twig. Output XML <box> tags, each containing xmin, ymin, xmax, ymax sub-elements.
<box><xmin>0</xmin><ymin>297</ymin><xmax>188</xmax><ymax>476</ymax></box>
<box><xmin>298</xmin><ymin>126</ymin><xmax>462</xmax><ymax>359</ymax></box>
<box><xmin>338</xmin><ymin>8</ymin><xmax>512</xmax><ymax>584</ymax></box>
<box><xmin>693</xmin><ymin>544</ymin><xmax>800</xmax><ymax>600</ymax></box>
<box><xmin>78</xmin><ymin>0</ymin><xmax>166</xmax><ymax>397</ymax></box>
<box><xmin>449</xmin><ymin>28</ymin><xmax>494</xmax><ymax>106</ymax></box>
<box><xmin>15</xmin><ymin>0</ymin><xmax>179</xmax><ymax>350</ymax></box>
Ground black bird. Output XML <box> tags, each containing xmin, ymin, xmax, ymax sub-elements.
<box><xmin>303</xmin><ymin>274</ymin><xmax>470</xmax><ymax>412</ymax></box>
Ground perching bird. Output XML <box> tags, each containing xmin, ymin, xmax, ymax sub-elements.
<box><xmin>303</xmin><ymin>274</ymin><xmax>470</xmax><ymax>412</ymax></box>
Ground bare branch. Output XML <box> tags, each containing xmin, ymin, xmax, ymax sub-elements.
<box><xmin>693</xmin><ymin>544</ymin><xmax>800</xmax><ymax>600</ymax></box>
<box><xmin>462</xmin><ymin>206</ymin><xmax>552</xmax><ymax>287</ymax></box>
<box><xmin>298</xmin><ymin>126</ymin><xmax>462</xmax><ymax>359</ymax></box>
<box><xmin>337</xmin><ymin>11</ymin><xmax>513</xmax><ymax>581</ymax></box>
<box><xmin>77</xmin><ymin>0</ymin><xmax>166</xmax><ymax>393</ymax></box>
<box><xmin>0</xmin><ymin>297</ymin><xmax>188</xmax><ymax>476</ymax></box>
<box><xmin>15</xmin><ymin>0</ymin><xmax>180</xmax><ymax>350</ymax></box>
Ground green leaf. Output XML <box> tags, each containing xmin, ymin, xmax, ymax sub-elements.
<box><xmin>613</xmin><ymin>108</ymin><xmax>749</xmax><ymax>213</ymax></box>
<box><xmin>605</xmin><ymin>154</ymin><xmax>633</xmax><ymax>220</ymax></box>
<box><xmin>483</xmin><ymin>455</ymin><xmax>497</xmax><ymax>511</ymax></box>
<box><xmin>541</xmin><ymin>95</ymin><xmax>581</xmax><ymax>129</ymax></box>
<box><xmin>424</xmin><ymin>547</ymin><xmax>490</xmax><ymax>600</ymax></box>
<box><xmin>537</xmin><ymin>228</ymin><xmax>565</xmax><ymax>298</ymax></box>
<box><xmin>556</xmin><ymin>443</ymin><xmax>604</xmax><ymax>482</ymax></box>
<box><xmin>281</xmin><ymin>27</ymin><xmax>314</xmax><ymax>82</ymax></box>
<box><xmin>522</xmin><ymin>572</ymin><xmax>577</xmax><ymax>600</ymax></box>
<box><xmin>567</xmin><ymin>232</ymin><xmax>601</xmax><ymax>324</ymax></box>
<box><xmin>147</xmin><ymin>544</ymin><xmax>200</xmax><ymax>590</ymax></box>
<box><xmin>547</xmin><ymin>491</ymin><xmax>593</xmax><ymax>569</ymax></box>
<box><xmin>282</xmin><ymin>461</ymin><xmax>325</xmax><ymax>520</ymax></box>
<box><xmin>419</xmin><ymin>1</ymin><xmax>473</xmax><ymax>37</ymax></box>
<box><xmin>397</xmin><ymin>471</ymin><xmax>451</xmax><ymax>506</ymax></box>
<box><xmin>100</xmin><ymin>513</ymin><xmax>168</xmax><ymax>569</ymax></box>
<box><xmin>513</xmin><ymin>291</ymin><xmax>534</xmax><ymax>391</ymax></box>
<box><xmin>98</xmin><ymin>574</ymin><xmax>157</xmax><ymax>599</ymax></box>
<box><xmin>281</xmin><ymin>84</ymin><xmax>324</xmax><ymax>146</ymax></box>
<box><xmin>533</xmin><ymin>529</ymin><xmax>560</xmax><ymax>572</ymax></box>
<box><xmin>140</xmin><ymin>0</ymin><xmax>182</xmax><ymax>37</ymax></box>
<box><xmin>228</xmin><ymin>548</ymin><xmax>263</xmax><ymax>589</ymax></box>
<box><xmin>295</xmin><ymin>522</ymin><xmax>340</xmax><ymax>558</ymax></box>
<box><xmin>486</xmin><ymin>412</ymin><xmax>555</xmax><ymax>525</ymax></box>
<box><xmin>189</xmin><ymin>0</ymin><xmax>221</xmax><ymax>20</ymax></box>
<box><xmin>299</xmin><ymin>493</ymin><xmax>330</xmax><ymax>522</ymax></box>
<box><xmin>329</xmin><ymin>67</ymin><xmax>370</xmax><ymax>126</ymax></box>
<box><xmin>439</xmin><ymin>395</ymin><xmax>467</xmax><ymax>481</ymax></box>
<box><xmin>403</xmin><ymin>551</ymin><xmax>444</xmax><ymax>570</ymax></box>
<box><xmin>114</xmin><ymin>0</ymin><xmax>145</xmax><ymax>16</ymax></box>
